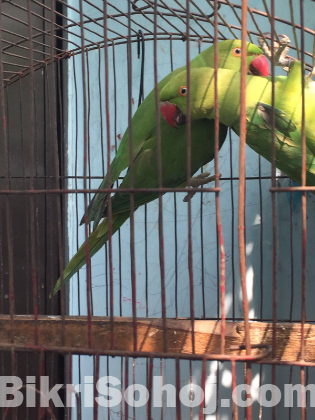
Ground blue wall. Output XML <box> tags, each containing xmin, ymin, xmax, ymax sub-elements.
<box><xmin>66</xmin><ymin>1</ymin><xmax>315</xmax><ymax>418</ymax></box>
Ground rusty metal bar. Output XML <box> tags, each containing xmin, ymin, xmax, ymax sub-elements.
<box><xmin>300</xmin><ymin>1</ymin><xmax>307</xmax><ymax>418</ymax></box>
<box><xmin>238</xmin><ymin>0</ymin><xmax>251</xmax><ymax>417</ymax></box>
<box><xmin>127</xmin><ymin>0</ymin><xmax>137</xmax><ymax>354</ymax></box>
<box><xmin>214</xmin><ymin>0</ymin><xmax>226</xmax><ymax>355</ymax></box>
<box><xmin>50</xmin><ymin>0</ymin><xmax>66</xmax><ymax>348</ymax></box>
<box><xmin>176</xmin><ymin>358</ymin><xmax>181</xmax><ymax>420</ymax></box>
<box><xmin>231</xmin><ymin>360</ymin><xmax>238</xmax><ymax>420</ymax></box>
<box><xmin>270</xmin><ymin>0</ymin><xmax>277</xmax><ymax>417</ymax></box>
<box><xmin>153</xmin><ymin>0</ymin><xmax>167</xmax><ymax>352</ymax></box>
<box><xmin>199</xmin><ymin>358</ymin><xmax>206</xmax><ymax>420</ymax></box>
<box><xmin>185</xmin><ymin>0</ymin><xmax>195</xmax><ymax>355</ymax></box>
<box><xmin>124</xmin><ymin>357</ymin><xmax>129</xmax><ymax>420</ymax></box>
<box><xmin>0</xmin><ymin>2</ymin><xmax>16</xmax><ymax>413</ymax></box>
<box><xmin>72</xmin><ymin>55</ymin><xmax>81</xmax><ymax>319</ymax></box>
<box><xmin>0</xmin><ymin>186</ymin><xmax>222</xmax><ymax>194</ymax></box>
<box><xmin>103</xmin><ymin>0</ymin><xmax>115</xmax><ymax>351</ymax></box>
<box><xmin>147</xmin><ymin>356</ymin><xmax>153</xmax><ymax>420</ymax></box>
<box><xmin>27</xmin><ymin>0</ymin><xmax>38</xmax><ymax>355</ymax></box>
<box><xmin>79</xmin><ymin>0</ymin><xmax>92</xmax><ymax>348</ymax></box>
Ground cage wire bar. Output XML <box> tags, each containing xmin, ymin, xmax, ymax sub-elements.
<box><xmin>0</xmin><ymin>0</ymin><xmax>315</xmax><ymax>419</ymax></box>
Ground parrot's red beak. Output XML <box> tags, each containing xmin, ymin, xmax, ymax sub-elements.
<box><xmin>160</xmin><ymin>102</ymin><xmax>177</xmax><ymax>127</ymax></box>
<box><xmin>249</xmin><ymin>55</ymin><xmax>270</xmax><ymax>76</ymax></box>
<box><xmin>160</xmin><ymin>102</ymin><xmax>186</xmax><ymax>128</ymax></box>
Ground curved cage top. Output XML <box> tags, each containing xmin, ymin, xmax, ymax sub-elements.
<box><xmin>1</xmin><ymin>0</ymin><xmax>315</xmax><ymax>85</ymax></box>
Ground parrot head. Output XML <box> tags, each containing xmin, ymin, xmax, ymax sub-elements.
<box><xmin>198</xmin><ymin>39</ymin><xmax>270</xmax><ymax>77</ymax></box>
<box><xmin>159</xmin><ymin>68</ymin><xmax>210</xmax><ymax>128</ymax></box>
<box><xmin>159</xmin><ymin>67</ymin><xmax>239</xmax><ymax>128</ymax></box>
<box><xmin>159</xmin><ymin>75</ymin><xmax>195</xmax><ymax>128</ymax></box>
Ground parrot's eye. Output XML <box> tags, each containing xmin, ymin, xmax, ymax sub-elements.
<box><xmin>178</xmin><ymin>86</ymin><xmax>187</xmax><ymax>96</ymax></box>
<box><xmin>233</xmin><ymin>47</ymin><xmax>242</xmax><ymax>57</ymax></box>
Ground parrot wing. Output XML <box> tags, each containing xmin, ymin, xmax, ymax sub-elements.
<box><xmin>251</xmin><ymin>102</ymin><xmax>297</xmax><ymax>133</ymax></box>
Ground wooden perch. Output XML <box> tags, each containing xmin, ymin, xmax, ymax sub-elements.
<box><xmin>0</xmin><ymin>315</ymin><xmax>313</xmax><ymax>363</ymax></box>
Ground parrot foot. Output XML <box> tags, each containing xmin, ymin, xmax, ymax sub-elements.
<box><xmin>257</xmin><ymin>34</ymin><xmax>293</xmax><ymax>70</ymax></box>
<box><xmin>183</xmin><ymin>172</ymin><xmax>220</xmax><ymax>202</ymax></box>
<box><xmin>306</xmin><ymin>66</ymin><xmax>315</xmax><ymax>81</ymax></box>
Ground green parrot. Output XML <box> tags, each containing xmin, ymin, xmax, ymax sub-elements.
<box><xmin>52</xmin><ymin>40</ymin><xmax>269</xmax><ymax>295</ymax></box>
<box><xmin>159</xmin><ymin>63</ymin><xmax>315</xmax><ymax>187</ymax></box>
<box><xmin>257</xmin><ymin>34</ymin><xmax>315</xmax><ymax>155</ymax></box>
<box><xmin>273</xmin><ymin>60</ymin><xmax>315</xmax><ymax>156</ymax></box>
<box><xmin>83</xmin><ymin>39</ymin><xmax>269</xmax><ymax>230</ymax></box>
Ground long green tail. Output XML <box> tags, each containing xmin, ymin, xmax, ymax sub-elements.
<box><xmin>51</xmin><ymin>211</ymin><xmax>131</xmax><ymax>296</ymax></box>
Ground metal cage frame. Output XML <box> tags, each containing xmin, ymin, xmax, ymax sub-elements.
<box><xmin>0</xmin><ymin>1</ymin><xmax>315</xmax><ymax>419</ymax></box>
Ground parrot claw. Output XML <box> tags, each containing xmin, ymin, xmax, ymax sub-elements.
<box><xmin>257</xmin><ymin>33</ymin><xmax>293</xmax><ymax>70</ymax></box>
<box><xmin>183</xmin><ymin>172</ymin><xmax>220</xmax><ymax>202</ymax></box>
<box><xmin>257</xmin><ymin>34</ymin><xmax>273</xmax><ymax>59</ymax></box>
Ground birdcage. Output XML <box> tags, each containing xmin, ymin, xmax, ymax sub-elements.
<box><xmin>1</xmin><ymin>0</ymin><xmax>315</xmax><ymax>419</ymax></box>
